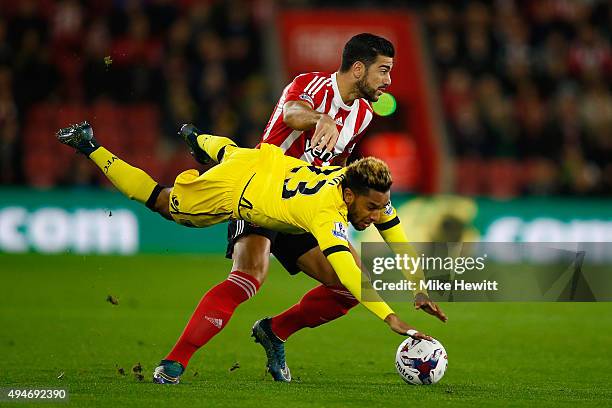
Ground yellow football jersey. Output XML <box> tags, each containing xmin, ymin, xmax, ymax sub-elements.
<box><xmin>238</xmin><ymin>145</ymin><xmax>351</xmax><ymax>253</ymax></box>
<box><xmin>171</xmin><ymin>143</ymin><xmax>398</xmax><ymax>253</ymax></box>
<box><xmin>170</xmin><ymin>142</ymin><xmax>402</xmax><ymax>320</ymax></box>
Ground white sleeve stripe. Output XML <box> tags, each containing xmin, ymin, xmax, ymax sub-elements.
<box><xmin>229</xmin><ymin>273</ymin><xmax>258</xmax><ymax>296</ymax></box>
<box><xmin>310</xmin><ymin>79</ymin><xmax>331</xmax><ymax>98</ymax></box>
<box><xmin>306</xmin><ymin>77</ymin><xmax>325</xmax><ymax>95</ymax></box>
<box><xmin>227</xmin><ymin>276</ymin><xmax>254</xmax><ymax>298</ymax></box>
<box><xmin>303</xmin><ymin>76</ymin><xmax>322</xmax><ymax>93</ymax></box>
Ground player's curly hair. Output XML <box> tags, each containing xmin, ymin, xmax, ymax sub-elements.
<box><xmin>340</xmin><ymin>33</ymin><xmax>395</xmax><ymax>72</ymax></box>
<box><xmin>342</xmin><ymin>157</ymin><xmax>392</xmax><ymax>195</ymax></box>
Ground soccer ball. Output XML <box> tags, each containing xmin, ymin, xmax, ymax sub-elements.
<box><xmin>395</xmin><ymin>337</ymin><xmax>448</xmax><ymax>385</ymax></box>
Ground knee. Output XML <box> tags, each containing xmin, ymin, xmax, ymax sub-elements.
<box><xmin>300</xmin><ymin>256</ymin><xmax>343</xmax><ymax>287</ymax></box>
<box><xmin>154</xmin><ymin>188</ymin><xmax>172</xmax><ymax>220</ymax></box>
<box><xmin>231</xmin><ymin>235</ymin><xmax>271</xmax><ymax>285</ymax></box>
<box><xmin>326</xmin><ymin>286</ymin><xmax>360</xmax><ymax>311</ymax></box>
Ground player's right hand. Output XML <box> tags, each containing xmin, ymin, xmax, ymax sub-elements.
<box><xmin>312</xmin><ymin>114</ymin><xmax>340</xmax><ymax>153</ymax></box>
<box><xmin>415</xmin><ymin>292</ymin><xmax>448</xmax><ymax>322</ymax></box>
<box><xmin>385</xmin><ymin>313</ymin><xmax>433</xmax><ymax>341</ymax></box>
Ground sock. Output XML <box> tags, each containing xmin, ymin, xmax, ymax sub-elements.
<box><xmin>197</xmin><ymin>134</ymin><xmax>237</xmax><ymax>163</ymax></box>
<box><xmin>270</xmin><ymin>285</ymin><xmax>359</xmax><ymax>341</ymax></box>
<box><xmin>89</xmin><ymin>147</ymin><xmax>158</xmax><ymax>204</ymax></box>
<box><xmin>165</xmin><ymin>271</ymin><xmax>260</xmax><ymax>368</ymax></box>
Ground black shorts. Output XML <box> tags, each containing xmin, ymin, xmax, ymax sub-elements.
<box><xmin>226</xmin><ymin>219</ymin><xmax>319</xmax><ymax>275</ymax></box>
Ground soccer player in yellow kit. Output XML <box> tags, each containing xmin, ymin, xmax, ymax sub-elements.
<box><xmin>57</xmin><ymin>121</ymin><xmax>434</xmax><ymax>384</ymax></box>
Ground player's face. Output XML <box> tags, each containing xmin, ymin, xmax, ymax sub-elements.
<box><xmin>346</xmin><ymin>188</ymin><xmax>391</xmax><ymax>231</ymax></box>
<box><xmin>357</xmin><ymin>55</ymin><xmax>393</xmax><ymax>102</ymax></box>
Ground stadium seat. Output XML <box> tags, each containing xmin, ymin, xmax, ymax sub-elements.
<box><xmin>485</xmin><ymin>159</ymin><xmax>521</xmax><ymax>198</ymax></box>
<box><xmin>25</xmin><ymin>149</ymin><xmax>67</xmax><ymax>187</ymax></box>
<box><xmin>163</xmin><ymin>150</ymin><xmax>204</xmax><ymax>186</ymax></box>
<box><xmin>455</xmin><ymin>158</ymin><xmax>485</xmax><ymax>195</ymax></box>
<box><xmin>57</xmin><ymin>105</ymin><xmax>89</xmax><ymax>129</ymax></box>
<box><xmin>26</xmin><ymin>103</ymin><xmax>57</xmax><ymax>127</ymax></box>
<box><xmin>124</xmin><ymin>104</ymin><xmax>161</xmax><ymax>152</ymax></box>
<box><xmin>361</xmin><ymin>132</ymin><xmax>420</xmax><ymax>191</ymax></box>
<box><xmin>90</xmin><ymin>101</ymin><xmax>126</xmax><ymax>153</ymax></box>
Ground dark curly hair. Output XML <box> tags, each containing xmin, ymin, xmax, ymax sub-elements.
<box><xmin>342</xmin><ymin>157</ymin><xmax>392</xmax><ymax>195</ymax></box>
<box><xmin>340</xmin><ymin>33</ymin><xmax>395</xmax><ymax>72</ymax></box>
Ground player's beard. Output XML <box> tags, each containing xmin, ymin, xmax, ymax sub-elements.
<box><xmin>348</xmin><ymin>202</ymin><xmax>366</xmax><ymax>231</ymax></box>
<box><xmin>356</xmin><ymin>75</ymin><xmax>379</xmax><ymax>102</ymax></box>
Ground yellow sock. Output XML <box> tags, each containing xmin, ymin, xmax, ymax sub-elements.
<box><xmin>196</xmin><ymin>134</ymin><xmax>237</xmax><ymax>163</ymax></box>
<box><xmin>89</xmin><ymin>147</ymin><xmax>158</xmax><ymax>204</ymax></box>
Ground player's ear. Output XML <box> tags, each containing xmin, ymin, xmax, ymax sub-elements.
<box><xmin>352</xmin><ymin>61</ymin><xmax>365</xmax><ymax>79</ymax></box>
<box><xmin>343</xmin><ymin>187</ymin><xmax>355</xmax><ymax>205</ymax></box>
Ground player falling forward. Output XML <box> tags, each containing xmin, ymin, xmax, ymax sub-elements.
<box><xmin>56</xmin><ymin>121</ymin><xmax>434</xmax><ymax>384</ymax></box>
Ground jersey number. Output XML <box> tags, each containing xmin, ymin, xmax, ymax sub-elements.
<box><xmin>282</xmin><ymin>179</ymin><xmax>325</xmax><ymax>199</ymax></box>
<box><xmin>281</xmin><ymin>166</ymin><xmax>340</xmax><ymax>199</ymax></box>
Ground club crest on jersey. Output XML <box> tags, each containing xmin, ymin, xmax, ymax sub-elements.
<box><xmin>384</xmin><ymin>201</ymin><xmax>394</xmax><ymax>216</ymax></box>
<box><xmin>299</xmin><ymin>93</ymin><xmax>314</xmax><ymax>105</ymax></box>
<box><xmin>332</xmin><ymin>222</ymin><xmax>348</xmax><ymax>241</ymax></box>
<box><xmin>305</xmin><ymin>138</ymin><xmax>337</xmax><ymax>162</ymax></box>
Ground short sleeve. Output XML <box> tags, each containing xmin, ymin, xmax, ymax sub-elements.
<box><xmin>285</xmin><ymin>73</ymin><xmax>330</xmax><ymax>109</ymax></box>
<box><xmin>375</xmin><ymin>200</ymin><xmax>400</xmax><ymax>232</ymax></box>
<box><xmin>309</xmin><ymin>209</ymin><xmax>350</xmax><ymax>256</ymax></box>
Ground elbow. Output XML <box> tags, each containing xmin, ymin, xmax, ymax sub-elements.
<box><xmin>337</xmin><ymin>274</ymin><xmax>349</xmax><ymax>289</ymax></box>
<box><xmin>282</xmin><ymin>113</ymin><xmax>292</xmax><ymax>127</ymax></box>
<box><xmin>336</xmin><ymin>273</ymin><xmax>357</xmax><ymax>298</ymax></box>
<box><xmin>282</xmin><ymin>109</ymin><xmax>297</xmax><ymax>128</ymax></box>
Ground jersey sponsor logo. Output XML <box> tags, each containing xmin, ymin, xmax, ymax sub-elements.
<box><xmin>384</xmin><ymin>201</ymin><xmax>394</xmax><ymax>216</ymax></box>
<box><xmin>103</xmin><ymin>156</ymin><xmax>118</xmax><ymax>173</ymax></box>
<box><xmin>299</xmin><ymin>93</ymin><xmax>314</xmax><ymax>105</ymax></box>
<box><xmin>332</xmin><ymin>222</ymin><xmax>348</xmax><ymax>241</ymax></box>
<box><xmin>304</xmin><ymin>138</ymin><xmax>337</xmax><ymax>162</ymax></box>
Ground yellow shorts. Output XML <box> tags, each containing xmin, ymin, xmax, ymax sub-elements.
<box><xmin>168</xmin><ymin>146</ymin><xmax>259</xmax><ymax>228</ymax></box>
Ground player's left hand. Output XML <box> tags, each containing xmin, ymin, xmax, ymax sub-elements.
<box><xmin>414</xmin><ymin>292</ymin><xmax>447</xmax><ymax>322</ymax></box>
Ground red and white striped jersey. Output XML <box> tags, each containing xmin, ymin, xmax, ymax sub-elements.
<box><xmin>261</xmin><ymin>72</ymin><xmax>374</xmax><ymax>166</ymax></box>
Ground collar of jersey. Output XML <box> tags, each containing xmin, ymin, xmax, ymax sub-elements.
<box><xmin>331</xmin><ymin>182</ymin><xmax>348</xmax><ymax>221</ymax></box>
<box><xmin>331</xmin><ymin>72</ymin><xmax>356</xmax><ymax>111</ymax></box>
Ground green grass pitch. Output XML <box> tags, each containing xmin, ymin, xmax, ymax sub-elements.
<box><xmin>0</xmin><ymin>254</ymin><xmax>611</xmax><ymax>407</ymax></box>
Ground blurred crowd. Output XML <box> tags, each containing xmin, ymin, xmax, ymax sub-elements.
<box><xmin>0</xmin><ymin>0</ymin><xmax>270</xmax><ymax>186</ymax></box>
<box><xmin>425</xmin><ymin>0</ymin><xmax>611</xmax><ymax>196</ymax></box>
<box><xmin>0</xmin><ymin>0</ymin><xmax>609</xmax><ymax>196</ymax></box>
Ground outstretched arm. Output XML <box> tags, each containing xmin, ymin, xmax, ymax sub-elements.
<box><xmin>375</xmin><ymin>205</ymin><xmax>448</xmax><ymax>322</ymax></box>
<box><xmin>325</xmin><ymin>249</ymin><xmax>432</xmax><ymax>339</ymax></box>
